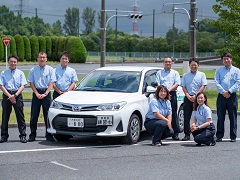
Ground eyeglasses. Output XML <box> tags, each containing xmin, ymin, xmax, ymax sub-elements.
<box><xmin>38</xmin><ymin>56</ymin><xmax>47</xmax><ymax>59</ymax></box>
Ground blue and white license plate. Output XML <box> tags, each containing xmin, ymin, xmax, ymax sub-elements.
<box><xmin>97</xmin><ymin>116</ymin><xmax>113</xmax><ymax>126</ymax></box>
<box><xmin>67</xmin><ymin>118</ymin><xmax>84</xmax><ymax>127</ymax></box>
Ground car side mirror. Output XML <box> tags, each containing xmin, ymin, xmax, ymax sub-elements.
<box><xmin>145</xmin><ymin>86</ymin><xmax>156</xmax><ymax>97</ymax></box>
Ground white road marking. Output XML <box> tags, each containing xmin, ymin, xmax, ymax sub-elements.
<box><xmin>51</xmin><ymin>161</ymin><xmax>78</xmax><ymax>171</ymax></box>
<box><xmin>0</xmin><ymin>138</ymin><xmax>238</xmax><ymax>154</ymax></box>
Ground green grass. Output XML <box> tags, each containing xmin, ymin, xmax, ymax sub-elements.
<box><xmin>175</xmin><ymin>68</ymin><xmax>215</xmax><ymax>79</ymax></box>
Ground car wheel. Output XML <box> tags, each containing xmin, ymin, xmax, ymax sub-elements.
<box><xmin>54</xmin><ymin>134</ymin><xmax>72</xmax><ymax>141</ymax></box>
<box><xmin>177</xmin><ymin>105</ymin><xmax>184</xmax><ymax>133</ymax></box>
<box><xmin>122</xmin><ymin>114</ymin><xmax>141</xmax><ymax>144</ymax></box>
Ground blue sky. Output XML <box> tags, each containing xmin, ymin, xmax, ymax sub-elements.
<box><xmin>1</xmin><ymin>0</ymin><xmax>219</xmax><ymax>37</ymax></box>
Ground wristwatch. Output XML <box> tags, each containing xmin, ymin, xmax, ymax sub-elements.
<box><xmin>14</xmin><ymin>94</ymin><xmax>17</xmax><ymax>98</ymax></box>
<box><xmin>44</xmin><ymin>92</ymin><xmax>48</xmax><ymax>96</ymax></box>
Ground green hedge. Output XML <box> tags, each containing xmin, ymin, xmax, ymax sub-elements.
<box><xmin>14</xmin><ymin>34</ymin><xmax>24</xmax><ymax>62</ymax></box>
<box><xmin>22</xmin><ymin>36</ymin><xmax>31</xmax><ymax>61</ymax></box>
<box><xmin>9</xmin><ymin>35</ymin><xmax>16</xmax><ymax>55</ymax></box>
<box><xmin>38</xmin><ymin>36</ymin><xmax>46</xmax><ymax>53</ymax></box>
<box><xmin>51</xmin><ymin>36</ymin><xmax>59</xmax><ymax>61</ymax></box>
<box><xmin>45</xmin><ymin>36</ymin><xmax>52</xmax><ymax>59</ymax></box>
<box><xmin>29</xmin><ymin>35</ymin><xmax>39</xmax><ymax>61</ymax></box>
<box><xmin>66</xmin><ymin>37</ymin><xmax>87</xmax><ymax>63</ymax></box>
<box><xmin>0</xmin><ymin>36</ymin><xmax>4</xmax><ymax>61</ymax></box>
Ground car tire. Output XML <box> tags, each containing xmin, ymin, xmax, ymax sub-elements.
<box><xmin>54</xmin><ymin>134</ymin><xmax>72</xmax><ymax>141</ymax></box>
<box><xmin>177</xmin><ymin>105</ymin><xmax>184</xmax><ymax>133</ymax></box>
<box><xmin>122</xmin><ymin>114</ymin><xmax>141</xmax><ymax>144</ymax></box>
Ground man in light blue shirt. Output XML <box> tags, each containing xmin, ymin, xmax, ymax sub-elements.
<box><xmin>53</xmin><ymin>51</ymin><xmax>78</xmax><ymax>99</ymax></box>
<box><xmin>156</xmin><ymin>57</ymin><xmax>181</xmax><ymax>140</ymax></box>
<box><xmin>214</xmin><ymin>52</ymin><xmax>240</xmax><ymax>142</ymax></box>
<box><xmin>28</xmin><ymin>52</ymin><xmax>56</xmax><ymax>142</ymax></box>
<box><xmin>181</xmin><ymin>59</ymin><xmax>207</xmax><ymax>141</ymax></box>
<box><xmin>0</xmin><ymin>54</ymin><xmax>27</xmax><ymax>143</ymax></box>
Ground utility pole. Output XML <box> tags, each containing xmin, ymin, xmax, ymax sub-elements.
<box><xmin>172</xmin><ymin>6</ymin><xmax>175</xmax><ymax>59</ymax></box>
<box><xmin>35</xmin><ymin>8</ymin><xmax>38</xmax><ymax>36</ymax></box>
<box><xmin>189</xmin><ymin>0</ymin><xmax>196</xmax><ymax>59</ymax></box>
<box><xmin>100</xmin><ymin>0</ymin><xmax>106</xmax><ymax>67</ymax></box>
<box><xmin>152</xmin><ymin>9</ymin><xmax>155</xmax><ymax>51</ymax></box>
<box><xmin>115</xmin><ymin>8</ymin><xmax>118</xmax><ymax>51</ymax></box>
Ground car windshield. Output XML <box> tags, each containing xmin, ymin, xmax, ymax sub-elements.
<box><xmin>76</xmin><ymin>70</ymin><xmax>141</xmax><ymax>93</ymax></box>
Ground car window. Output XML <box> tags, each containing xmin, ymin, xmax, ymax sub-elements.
<box><xmin>77</xmin><ymin>70</ymin><xmax>141</xmax><ymax>93</ymax></box>
<box><xmin>142</xmin><ymin>70</ymin><xmax>158</xmax><ymax>93</ymax></box>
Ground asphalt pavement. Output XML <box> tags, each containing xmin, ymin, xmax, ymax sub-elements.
<box><xmin>0</xmin><ymin>113</ymin><xmax>240</xmax><ymax>180</ymax></box>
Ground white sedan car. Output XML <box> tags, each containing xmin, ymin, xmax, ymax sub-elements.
<box><xmin>47</xmin><ymin>66</ymin><xmax>184</xmax><ymax>144</ymax></box>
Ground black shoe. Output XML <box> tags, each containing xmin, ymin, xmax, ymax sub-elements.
<box><xmin>46</xmin><ymin>136</ymin><xmax>55</xmax><ymax>142</ymax></box>
<box><xmin>28</xmin><ymin>137</ymin><xmax>36</xmax><ymax>142</ymax></box>
<box><xmin>0</xmin><ymin>137</ymin><xmax>8</xmax><ymax>143</ymax></box>
<box><xmin>182</xmin><ymin>136</ymin><xmax>190</xmax><ymax>141</ymax></box>
<box><xmin>20</xmin><ymin>136</ymin><xmax>27</xmax><ymax>143</ymax></box>
<box><xmin>216</xmin><ymin>138</ymin><xmax>222</xmax><ymax>142</ymax></box>
<box><xmin>172</xmin><ymin>136</ymin><xmax>180</xmax><ymax>141</ymax></box>
<box><xmin>230</xmin><ymin>139</ymin><xmax>236</xmax><ymax>142</ymax></box>
<box><xmin>196</xmin><ymin>143</ymin><xmax>201</xmax><ymax>146</ymax></box>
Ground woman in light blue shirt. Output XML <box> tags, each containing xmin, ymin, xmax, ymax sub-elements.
<box><xmin>144</xmin><ymin>85</ymin><xmax>174</xmax><ymax>146</ymax></box>
<box><xmin>190</xmin><ymin>92</ymin><xmax>216</xmax><ymax>146</ymax></box>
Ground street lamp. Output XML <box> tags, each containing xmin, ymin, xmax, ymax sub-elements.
<box><xmin>162</xmin><ymin>1</ymin><xmax>197</xmax><ymax>73</ymax></box>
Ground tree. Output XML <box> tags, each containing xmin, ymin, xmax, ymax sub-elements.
<box><xmin>82</xmin><ymin>7</ymin><xmax>96</xmax><ymax>35</ymax></box>
<box><xmin>63</xmin><ymin>7</ymin><xmax>80</xmax><ymax>36</ymax></box>
<box><xmin>52</xmin><ymin>20</ymin><xmax>64</xmax><ymax>36</ymax></box>
<box><xmin>97</xmin><ymin>12</ymin><xmax>110</xmax><ymax>30</ymax></box>
<box><xmin>212</xmin><ymin>0</ymin><xmax>240</xmax><ymax>66</ymax></box>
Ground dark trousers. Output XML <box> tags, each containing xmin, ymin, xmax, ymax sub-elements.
<box><xmin>29</xmin><ymin>90</ymin><xmax>52</xmax><ymax>138</ymax></box>
<box><xmin>183</xmin><ymin>96</ymin><xmax>193</xmax><ymax>136</ymax></box>
<box><xmin>170</xmin><ymin>91</ymin><xmax>178</xmax><ymax>136</ymax></box>
<box><xmin>216</xmin><ymin>93</ymin><xmax>238</xmax><ymax>140</ymax></box>
<box><xmin>144</xmin><ymin>119</ymin><xmax>174</xmax><ymax>144</ymax></box>
<box><xmin>1</xmin><ymin>92</ymin><xmax>26</xmax><ymax>139</ymax></box>
<box><xmin>53</xmin><ymin>91</ymin><xmax>60</xmax><ymax>99</ymax></box>
<box><xmin>192</xmin><ymin>124</ymin><xmax>215</xmax><ymax>145</ymax></box>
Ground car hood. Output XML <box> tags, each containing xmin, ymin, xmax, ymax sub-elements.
<box><xmin>54</xmin><ymin>91</ymin><xmax>133</xmax><ymax>104</ymax></box>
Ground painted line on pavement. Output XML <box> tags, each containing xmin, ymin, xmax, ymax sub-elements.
<box><xmin>51</xmin><ymin>161</ymin><xmax>78</xmax><ymax>171</ymax></box>
<box><xmin>0</xmin><ymin>138</ymin><xmax>238</xmax><ymax>154</ymax></box>
<box><xmin>0</xmin><ymin>145</ymin><xmax>121</xmax><ymax>154</ymax></box>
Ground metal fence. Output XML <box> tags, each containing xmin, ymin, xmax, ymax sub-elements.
<box><xmin>87</xmin><ymin>52</ymin><xmax>216</xmax><ymax>61</ymax></box>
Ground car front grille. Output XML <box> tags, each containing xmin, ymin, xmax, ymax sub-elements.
<box><xmin>60</xmin><ymin>103</ymin><xmax>99</xmax><ymax>112</ymax></box>
<box><xmin>52</xmin><ymin>114</ymin><xmax>107</xmax><ymax>133</ymax></box>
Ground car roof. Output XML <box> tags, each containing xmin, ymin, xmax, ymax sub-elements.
<box><xmin>94</xmin><ymin>66</ymin><xmax>162</xmax><ymax>72</ymax></box>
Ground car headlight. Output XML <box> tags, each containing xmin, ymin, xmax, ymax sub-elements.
<box><xmin>50</xmin><ymin>100</ymin><xmax>63</xmax><ymax>109</ymax></box>
<box><xmin>96</xmin><ymin>101</ymin><xmax>127</xmax><ymax>111</ymax></box>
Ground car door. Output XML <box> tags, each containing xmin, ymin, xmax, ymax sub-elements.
<box><xmin>141</xmin><ymin>69</ymin><xmax>159</xmax><ymax>126</ymax></box>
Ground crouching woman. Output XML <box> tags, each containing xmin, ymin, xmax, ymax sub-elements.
<box><xmin>190</xmin><ymin>92</ymin><xmax>216</xmax><ymax>146</ymax></box>
<box><xmin>144</xmin><ymin>85</ymin><xmax>174</xmax><ymax>146</ymax></box>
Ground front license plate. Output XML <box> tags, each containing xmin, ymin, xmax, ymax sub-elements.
<box><xmin>67</xmin><ymin>118</ymin><xmax>84</xmax><ymax>127</ymax></box>
<box><xmin>97</xmin><ymin>116</ymin><xmax>113</xmax><ymax>126</ymax></box>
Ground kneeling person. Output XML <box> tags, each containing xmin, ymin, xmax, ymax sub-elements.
<box><xmin>190</xmin><ymin>92</ymin><xmax>216</xmax><ymax>146</ymax></box>
<box><xmin>144</xmin><ymin>85</ymin><xmax>174</xmax><ymax>146</ymax></box>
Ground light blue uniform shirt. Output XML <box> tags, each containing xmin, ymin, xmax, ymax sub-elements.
<box><xmin>156</xmin><ymin>69</ymin><xmax>180</xmax><ymax>90</ymax></box>
<box><xmin>0</xmin><ymin>68</ymin><xmax>27</xmax><ymax>91</ymax></box>
<box><xmin>214</xmin><ymin>65</ymin><xmax>240</xmax><ymax>94</ymax></box>
<box><xmin>28</xmin><ymin>65</ymin><xmax>56</xmax><ymax>89</ymax></box>
<box><xmin>54</xmin><ymin>66</ymin><xmax>78</xmax><ymax>91</ymax></box>
<box><xmin>193</xmin><ymin>104</ymin><xmax>212</xmax><ymax>125</ymax></box>
<box><xmin>181</xmin><ymin>71</ymin><xmax>207</xmax><ymax>95</ymax></box>
<box><xmin>146</xmin><ymin>98</ymin><xmax>172</xmax><ymax>119</ymax></box>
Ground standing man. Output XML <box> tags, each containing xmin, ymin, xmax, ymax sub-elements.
<box><xmin>28</xmin><ymin>52</ymin><xmax>56</xmax><ymax>142</ymax></box>
<box><xmin>181</xmin><ymin>59</ymin><xmax>207</xmax><ymax>141</ymax></box>
<box><xmin>0</xmin><ymin>54</ymin><xmax>27</xmax><ymax>143</ymax></box>
<box><xmin>53</xmin><ymin>51</ymin><xmax>78</xmax><ymax>99</ymax></box>
<box><xmin>156</xmin><ymin>57</ymin><xmax>181</xmax><ymax>140</ymax></box>
<box><xmin>215</xmin><ymin>52</ymin><xmax>240</xmax><ymax>142</ymax></box>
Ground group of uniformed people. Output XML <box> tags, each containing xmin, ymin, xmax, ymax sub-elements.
<box><xmin>145</xmin><ymin>52</ymin><xmax>240</xmax><ymax>146</ymax></box>
<box><xmin>0</xmin><ymin>51</ymin><xmax>78</xmax><ymax>143</ymax></box>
